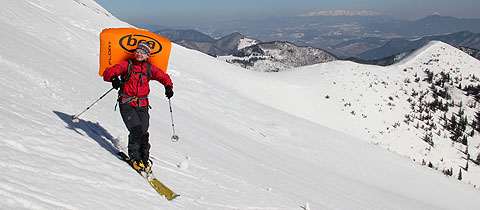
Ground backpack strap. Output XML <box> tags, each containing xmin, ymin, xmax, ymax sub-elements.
<box><xmin>121</xmin><ymin>59</ymin><xmax>151</xmax><ymax>83</ymax></box>
<box><xmin>146</xmin><ymin>62</ymin><xmax>151</xmax><ymax>81</ymax></box>
<box><xmin>123</xmin><ymin>59</ymin><xmax>135</xmax><ymax>84</ymax></box>
<box><xmin>115</xmin><ymin>59</ymin><xmax>134</xmax><ymax>110</ymax></box>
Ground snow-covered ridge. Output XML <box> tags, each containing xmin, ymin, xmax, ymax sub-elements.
<box><xmin>220</xmin><ymin>41</ymin><xmax>337</xmax><ymax>72</ymax></box>
<box><xmin>1</xmin><ymin>0</ymin><xmax>480</xmax><ymax>209</ymax></box>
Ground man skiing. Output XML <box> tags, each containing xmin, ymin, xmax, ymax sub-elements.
<box><xmin>103</xmin><ymin>42</ymin><xmax>174</xmax><ymax>173</ymax></box>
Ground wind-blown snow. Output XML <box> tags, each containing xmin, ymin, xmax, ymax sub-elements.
<box><xmin>1</xmin><ymin>0</ymin><xmax>480</xmax><ymax>209</ymax></box>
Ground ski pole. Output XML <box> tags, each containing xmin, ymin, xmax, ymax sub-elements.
<box><xmin>72</xmin><ymin>87</ymin><xmax>115</xmax><ymax>121</ymax></box>
<box><xmin>168</xmin><ymin>99</ymin><xmax>179</xmax><ymax>142</ymax></box>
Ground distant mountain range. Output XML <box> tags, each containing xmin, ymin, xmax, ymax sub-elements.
<box><xmin>299</xmin><ymin>10</ymin><xmax>382</xmax><ymax>17</ymax></box>
<box><xmin>459</xmin><ymin>46</ymin><xmax>480</xmax><ymax>60</ymax></box>
<box><xmin>396</xmin><ymin>15</ymin><xmax>480</xmax><ymax>36</ymax></box>
<box><xmin>356</xmin><ymin>31</ymin><xmax>480</xmax><ymax>60</ymax></box>
<box><xmin>179</xmin><ymin>13</ymin><xmax>480</xmax><ymax>58</ymax></box>
<box><xmin>155</xmin><ymin>29</ymin><xmax>215</xmax><ymax>42</ymax></box>
<box><xmin>329</xmin><ymin>14</ymin><xmax>480</xmax><ymax>58</ymax></box>
<box><xmin>150</xmin><ymin>13</ymin><xmax>480</xmax><ymax>71</ymax></box>
<box><xmin>155</xmin><ymin>30</ymin><xmax>258</xmax><ymax>56</ymax></box>
<box><xmin>156</xmin><ymin>28</ymin><xmax>479</xmax><ymax>71</ymax></box>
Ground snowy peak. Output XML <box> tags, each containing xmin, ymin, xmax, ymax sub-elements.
<box><xmin>399</xmin><ymin>41</ymin><xmax>480</xmax><ymax>72</ymax></box>
<box><xmin>299</xmin><ymin>10</ymin><xmax>382</xmax><ymax>17</ymax></box>
<box><xmin>215</xmin><ymin>32</ymin><xmax>258</xmax><ymax>53</ymax></box>
<box><xmin>237</xmin><ymin>37</ymin><xmax>259</xmax><ymax>51</ymax></box>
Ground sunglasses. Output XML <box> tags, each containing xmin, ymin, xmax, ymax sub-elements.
<box><xmin>136</xmin><ymin>49</ymin><xmax>148</xmax><ymax>55</ymax></box>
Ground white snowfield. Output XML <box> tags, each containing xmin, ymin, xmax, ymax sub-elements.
<box><xmin>1</xmin><ymin>0</ymin><xmax>480</xmax><ymax>210</ymax></box>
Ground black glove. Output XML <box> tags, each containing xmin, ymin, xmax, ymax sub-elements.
<box><xmin>165</xmin><ymin>85</ymin><xmax>174</xmax><ymax>99</ymax></box>
<box><xmin>110</xmin><ymin>76</ymin><xmax>122</xmax><ymax>90</ymax></box>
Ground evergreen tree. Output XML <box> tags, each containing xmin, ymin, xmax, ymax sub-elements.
<box><xmin>442</xmin><ymin>113</ymin><xmax>448</xmax><ymax>127</ymax></box>
<box><xmin>422</xmin><ymin>133</ymin><xmax>434</xmax><ymax>147</ymax></box>
<box><xmin>475</xmin><ymin>112</ymin><xmax>480</xmax><ymax>132</ymax></box>
<box><xmin>443</xmin><ymin>168</ymin><xmax>453</xmax><ymax>176</ymax></box>
<box><xmin>461</xmin><ymin>135</ymin><xmax>468</xmax><ymax>146</ymax></box>
<box><xmin>476</xmin><ymin>153</ymin><xmax>480</xmax><ymax>165</ymax></box>
<box><xmin>466</xmin><ymin>152</ymin><xmax>470</xmax><ymax>171</ymax></box>
<box><xmin>424</xmin><ymin>70</ymin><xmax>434</xmax><ymax>83</ymax></box>
<box><xmin>450</xmin><ymin>114</ymin><xmax>457</xmax><ymax>131</ymax></box>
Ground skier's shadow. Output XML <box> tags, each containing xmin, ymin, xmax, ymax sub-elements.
<box><xmin>53</xmin><ymin>111</ymin><xmax>121</xmax><ymax>157</ymax></box>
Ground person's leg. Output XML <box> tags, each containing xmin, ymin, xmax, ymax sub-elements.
<box><xmin>137</xmin><ymin>106</ymin><xmax>151</xmax><ymax>163</ymax></box>
<box><xmin>119</xmin><ymin>104</ymin><xmax>143</xmax><ymax>161</ymax></box>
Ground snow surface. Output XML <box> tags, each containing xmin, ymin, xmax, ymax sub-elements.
<box><xmin>1</xmin><ymin>0</ymin><xmax>480</xmax><ymax>209</ymax></box>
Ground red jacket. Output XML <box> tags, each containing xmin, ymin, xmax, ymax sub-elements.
<box><xmin>103</xmin><ymin>59</ymin><xmax>173</xmax><ymax>107</ymax></box>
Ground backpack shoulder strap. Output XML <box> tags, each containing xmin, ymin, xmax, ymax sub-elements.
<box><xmin>123</xmin><ymin>59</ymin><xmax>134</xmax><ymax>82</ymax></box>
<box><xmin>118</xmin><ymin>59</ymin><xmax>134</xmax><ymax>94</ymax></box>
<box><xmin>146</xmin><ymin>62</ymin><xmax>152</xmax><ymax>81</ymax></box>
<box><xmin>122</xmin><ymin>59</ymin><xmax>150</xmax><ymax>83</ymax></box>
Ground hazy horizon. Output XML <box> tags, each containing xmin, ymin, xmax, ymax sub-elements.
<box><xmin>95</xmin><ymin>0</ymin><xmax>480</xmax><ymax>27</ymax></box>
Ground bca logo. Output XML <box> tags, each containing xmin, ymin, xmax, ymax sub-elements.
<box><xmin>119</xmin><ymin>34</ymin><xmax>162</xmax><ymax>55</ymax></box>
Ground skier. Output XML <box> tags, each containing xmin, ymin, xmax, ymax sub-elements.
<box><xmin>103</xmin><ymin>42</ymin><xmax>174</xmax><ymax>173</ymax></box>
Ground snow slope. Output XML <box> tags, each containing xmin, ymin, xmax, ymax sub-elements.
<box><xmin>213</xmin><ymin>41</ymin><xmax>480</xmax><ymax>188</ymax></box>
<box><xmin>1</xmin><ymin>0</ymin><xmax>480</xmax><ymax>209</ymax></box>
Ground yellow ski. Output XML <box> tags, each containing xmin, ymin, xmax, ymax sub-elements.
<box><xmin>147</xmin><ymin>177</ymin><xmax>180</xmax><ymax>201</ymax></box>
<box><xmin>118</xmin><ymin>151</ymin><xmax>180</xmax><ymax>200</ymax></box>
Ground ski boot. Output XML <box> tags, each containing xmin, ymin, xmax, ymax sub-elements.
<box><xmin>131</xmin><ymin>159</ymin><xmax>145</xmax><ymax>172</ymax></box>
<box><xmin>143</xmin><ymin>159</ymin><xmax>153</xmax><ymax>174</ymax></box>
<box><xmin>131</xmin><ymin>159</ymin><xmax>153</xmax><ymax>174</ymax></box>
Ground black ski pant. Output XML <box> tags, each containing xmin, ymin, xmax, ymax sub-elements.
<box><xmin>119</xmin><ymin>104</ymin><xmax>150</xmax><ymax>162</ymax></box>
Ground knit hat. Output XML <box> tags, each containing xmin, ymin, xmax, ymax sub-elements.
<box><xmin>136</xmin><ymin>42</ymin><xmax>151</xmax><ymax>56</ymax></box>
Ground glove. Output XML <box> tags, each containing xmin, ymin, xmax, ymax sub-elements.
<box><xmin>165</xmin><ymin>85</ymin><xmax>174</xmax><ymax>99</ymax></box>
<box><xmin>110</xmin><ymin>76</ymin><xmax>122</xmax><ymax>90</ymax></box>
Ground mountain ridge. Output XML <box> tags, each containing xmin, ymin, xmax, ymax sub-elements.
<box><xmin>155</xmin><ymin>29</ymin><xmax>259</xmax><ymax>56</ymax></box>
<box><xmin>159</xmin><ymin>28</ymin><xmax>480</xmax><ymax>70</ymax></box>
<box><xmin>175</xmin><ymin>13</ymin><xmax>480</xmax><ymax>58</ymax></box>
<box><xmin>221</xmin><ymin>41</ymin><xmax>337</xmax><ymax>72</ymax></box>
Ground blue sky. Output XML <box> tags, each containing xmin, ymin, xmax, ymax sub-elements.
<box><xmin>95</xmin><ymin>0</ymin><xmax>480</xmax><ymax>26</ymax></box>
